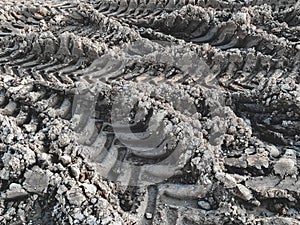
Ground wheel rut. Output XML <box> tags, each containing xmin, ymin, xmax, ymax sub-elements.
<box><xmin>0</xmin><ymin>1</ymin><xmax>299</xmax><ymax>225</ymax></box>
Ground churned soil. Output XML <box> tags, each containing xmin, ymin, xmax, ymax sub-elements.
<box><xmin>0</xmin><ymin>0</ymin><xmax>299</xmax><ymax>224</ymax></box>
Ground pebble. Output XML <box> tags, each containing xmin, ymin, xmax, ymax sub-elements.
<box><xmin>198</xmin><ymin>200</ymin><xmax>211</xmax><ymax>210</ymax></box>
<box><xmin>73</xmin><ymin>212</ymin><xmax>85</xmax><ymax>221</ymax></box>
<box><xmin>91</xmin><ymin>198</ymin><xmax>98</xmax><ymax>204</ymax></box>
<box><xmin>82</xmin><ymin>183</ymin><xmax>97</xmax><ymax>197</ymax></box>
<box><xmin>236</xmin><ymin>184</ymin><xmax>253</xmax><ymax>201</ymax></box>
<box><xmin>60</xmin><ymin>155</ymin><xmax>72</xmax><ymax>165</ymax></box>
<box><xmin>267</xmin><ymin>145</ymin><xmax>280</xmax><ymax>158</ymax></box>
<box><xmin>274</xmin><ymin>158</ymin><xmax>296</xmax><ymax>177</ymax></box>
<box><xmin>67</xmin><ymin>188</ymin><xmax>86</xmax><ymax>206</ymax></box>
<box><xmin>3</xmin><ymin>75</ymin><xmax>14</xmax><ymax>83</ymax></box>
<box><xmin>70</xmin><ymin>165</ymin><xmax>81</xmax><ymax>179</ymax></box>
<box><xmin>3</xmin><ymin>183</ymin><xmax>28</xmax><ymax>199</ymax></box>
<box><xmin>23</xmin><ymin>168</ymin><xmax>49</xmax><ymax>193</ymax></box>
<box><xmin>145</xmin><ymin>213</ymin><xmax>153</xmax><ymax>220</ymax></box>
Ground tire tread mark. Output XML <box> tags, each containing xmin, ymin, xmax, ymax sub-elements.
<box><xmin>0</xmin><ymin>31</ymin><xmax>107</xmax><ymax>85</ymax></box>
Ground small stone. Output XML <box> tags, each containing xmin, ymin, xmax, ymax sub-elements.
<box><xmin>3</xmin><ymin>75</ymin><xmax>14</xmax><ymax>83</ymax></box>
<box><xmin>215</xmin><ymin>172</ymin><xmax>237</xmax><ymax>188</ymax></box>
<box><xmin>73</xmin><ymin>212</ymin><xmax>85</xmax><ymax>221</ymax></box>
<box><xmin>82</xmin><ymin>183</ymin><xmax>97</xmax><ymax>197</ymax></box>
<box><xmin>67</xmin><ymin>187</ymin><xmax>86</xmax><ymax>206</ymax></box>
<box><xmin>236</xmin><ymin>184</ymin><xmax>253</xmax><ymax>201</ymax></box>
<box><xmin>2</xmin><ymin>183</ymin><xmax>28</xmax><ymax>200</ymax></box>
<box><xmin>40</xmin><ymin>153</ymin><xmax>51</xmax><ymax>163</ymax></box>
<box><xmin>22</xmin><ymin>146</ymin><xmax>36</xmax><ymax>166</ymax></box>
<box><xmin>224</xmin><ymin>156</ymin><xmax>248</xmax><ymax>169</ymax></box>
<box><xmin>274</xmin><ymin>149</ymin><xmax>297</xmax><ymax>178</ymax></box>
<box><xmin>60</xmin><ymin>155</ymin><xmax>72</xmax><ymax>166</ymax></box>
<box><xmin>91</xmin><ymin>198</ymin><xmax>97</xmax><ymax>204</ymax></box>
<box><xmin>0</xmin><ymin>167</ymin><xmax>10</xmax><ymax>180</ymax></box>
<box><xmin>23</xmin><ymin>124</ymin><xmax>37</xmax><ymax>133</ymax></box>
<box><xmin>247</xmin><ymin>152</ymin><xmax>269</xmax><ymax>169</ymax></box>
<box><xmin>58</xmin><ymin>133</ymin><xmax>71</xmax><ymax>147</ymax></box>
<box><xmin>274</xmin><ymin>158</ymin><xmax>296</xmax><ymax>177</ymax></box>
<box><xmin>70</xmin><ymin>165</ymin><xmax>81</xmax><ymax>179</ymax></box>
<box><xmin>198</xmin><ymin>200</ymin><xmax>211</xmax><ymax>210</ymax></box>
<box><xmin>245</xmin><ymin>147</ymin><xmax>255</xmax><ymax>155</ymax></box>
<box><xmin>145</xmin><ymin>213</ymin><xmax>153</xmax><ymax>220</ymax></box>
<box><xmin>57</xmin><ymin>184</ymin><xmax>68</xmax><ymax>195</ymax></box>
<box><xmin>267</xmin><ymin>145</ymin><xmax>280</xmax><ymax>157</ymax></box>
<box><xmin>23</xmin><ymin>168</ymin><xmax>49</xmax><ymax>193</ymax></box>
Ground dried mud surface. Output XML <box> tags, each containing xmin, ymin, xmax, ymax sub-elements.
<box><xmin>0</xmin><ymin>0</ymin><xmax>299</xmax><ymax>225</ymax></box>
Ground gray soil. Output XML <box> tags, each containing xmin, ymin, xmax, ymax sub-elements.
<box><xmin>0</xmin><ymin>0</ymin><xmax>299</xmax><ymax>224</ymax></box>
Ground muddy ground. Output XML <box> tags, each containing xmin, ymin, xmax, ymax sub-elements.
<box><xmin>0</xmin><ymin>0</ymin><xmax>299</xmax><ymax>224</ymax></box>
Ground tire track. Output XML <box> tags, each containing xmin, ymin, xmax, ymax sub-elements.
<box><xmin>0</xmin><ymin>31</ymin><xmax>107</xmax><ymax>85</ymax></box>
<box><xmin>232</xmin><ymin>78</ymin><xmax>300</xmax><ymax>147</ymax></box>
<box><xmin>90</xmin><ymin>0</ymin><xmax>247</xmax><ymax>17</ymax></box>
<box><xmin>122</xmin><ymin>5</ymin><xmax>297</xmax><ymax>57</ymax></box>
<box><xmin>0</xmin><ymin>1</ymin><xmax>299</xmax><ymax>225</ymax></box>
<box><xmin>0</xmin><ymin>1</ymin><xmax>80</xmax><ymax>36</ymax></box>
<box><xmin>55</xmin><ymin>4</ymin><xmax>141</xmax><ymax>46</ymax></box>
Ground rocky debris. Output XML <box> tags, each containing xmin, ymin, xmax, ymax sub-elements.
<box><xmin>70</xmin><ymin>164</ymin><xmax>81</xmax><ymax>180</ymax></box>
<box><xmin>66</xmin><ymin>187</ymin><xmax>86</xmax><ymax>206</ymax></box>
<box><xmin>235</xmin><ymin>184</ymin><xmax>254</xmax><ymax>202</ymax></box>
<box><xmin>274</xmin><ymin>149</ymin><xmax>298</xmax><ymax>178</ymax></box>
<box><xmin>81</xmin><ymin>183</ymin><xmax>97</xmax><ymax>198</ymax></box>
<box><xmin>59</xmin><ymin>155</ymin><xmax>72</xmax><ymax>166</ymax></box>
<box><xmin>23</xmin><ymin>167</ymin><xmax>50</xmax><ymax>193</ymax></box>
<box><xmin>197</xmin><ymin>200</ymin><xmax>211</xmax><ymax>210</ymax></box>
<box><xmin>1</xmin><ymin>183</ymin><xmax>29</xmax><ymax>200</ymax></box>
<box><xmin>145</xmin><ymin>213</ymin><xmax>153</xmax><ymax>220</ymax></box>
<box><xmin>246</xmin><ymin>152</ymin><xmax>269</xmax><ymax>170</ymax></box>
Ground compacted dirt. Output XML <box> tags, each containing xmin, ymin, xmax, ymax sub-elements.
<box><xmin>0</xmin><ymin>0</ymin><xmax>299</xmax><ymax>224</ymax></box>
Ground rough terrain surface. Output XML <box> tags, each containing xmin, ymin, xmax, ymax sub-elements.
<box><xmin>0</xmin><ymin>0</ymin><xmax>299</xmax><ymax>224</ymax></box>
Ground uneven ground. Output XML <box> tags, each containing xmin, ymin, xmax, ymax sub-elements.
<box><xmin>0</xmin><ymin>0</ymin><xmax>299</xmax><ymax>224</ymax></box>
